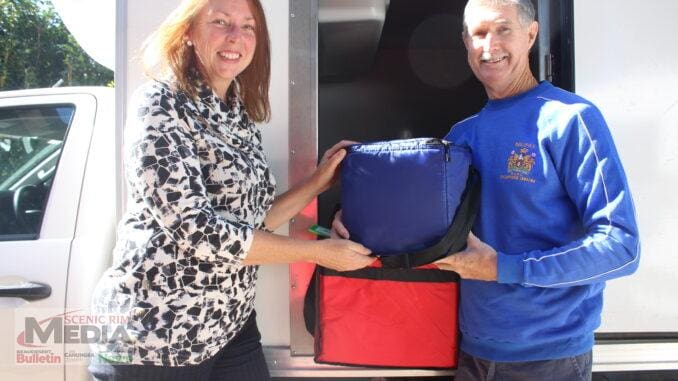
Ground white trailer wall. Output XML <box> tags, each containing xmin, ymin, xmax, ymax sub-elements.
<box><xmin>574</xmin><ymin>0</ymin><xmax>678</xmax><ymax>333</ymax></box>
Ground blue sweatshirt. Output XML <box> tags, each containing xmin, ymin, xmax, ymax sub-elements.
<box><xmin>445</xmin><ymin>81</ymin><xmax>640</xmax><ymax>362</ymax></box>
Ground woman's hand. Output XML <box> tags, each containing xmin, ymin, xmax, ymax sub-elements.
<box><xmin>263</xmin><ymin>141</ymin><xmax>358</xmax><ymax>231</ymax></box>
<box><xmin>310</xmin><ymin>140</ymin><xmax>358</xmax><ymax>194</ymax></box>
<box><xmin>330</xmin><ymin>209</ymin><xmax>350</xmax><ymax>239</ymax></box>
<box><xmin>311</xmin><ymin>238</ymin><xmax>374</xmax><ymax>271</ymax></box>
<box><xmin>434</xmin><ymin>232</ymin><xmax>498</xmax><ymax>281</ymax></box>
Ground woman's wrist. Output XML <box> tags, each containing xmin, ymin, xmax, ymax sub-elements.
<box><xmin>300</xmin><ymin>239</ymin><xmax>321</xmax><ymax>264</ymax></box>
<box><xmin>304</xmin><ymin>171</ymin><xmax>327</xmax><ymax>196</ymax></box>
<box><xmin>292</xmin><ymin>173</ymin><xmax>326</xmax><ymax>202</ymax></box>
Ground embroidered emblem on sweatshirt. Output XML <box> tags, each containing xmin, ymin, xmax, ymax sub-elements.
<box><xmin>501</xmin><ymin>142</ymin><xmax>537</xmax><ymax>184</ymax></box>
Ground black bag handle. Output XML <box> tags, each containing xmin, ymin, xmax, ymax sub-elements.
<box><xmin>380</xmin><ymin>167</ymin><xmax>480</xmax><ymax>269</ymax></box>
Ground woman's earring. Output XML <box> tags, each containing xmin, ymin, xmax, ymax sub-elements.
<box><xmin>186</xmin><ymin>40</ymin><xmax>193</xmax><ymax>47</ymax></box>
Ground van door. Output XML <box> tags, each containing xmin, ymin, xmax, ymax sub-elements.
<box><xmin>0</xmin><ymin>92</ymin><xmax>97</xmax><ymax>380</ymax></box>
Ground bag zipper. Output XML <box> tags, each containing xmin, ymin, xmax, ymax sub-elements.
<box><xmin>425</xmin><ymin>139</ymin><xmax>451</xmax><ymax>162</ymax></box>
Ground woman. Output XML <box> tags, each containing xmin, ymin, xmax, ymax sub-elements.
<box><xmin>89</xmin><ymin>0</ymin><xmax>373</xmax><ymax>379</ymax></box>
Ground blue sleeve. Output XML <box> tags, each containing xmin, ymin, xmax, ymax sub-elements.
<box><xmin>497</xmin><ymin>104</ymin><xmax>640</xmax><ymax>287</ymax></box>
<box><xmin>444</xmin><ymin>115</ymin><xmax>477</xmax><ymax>145</ymax></box>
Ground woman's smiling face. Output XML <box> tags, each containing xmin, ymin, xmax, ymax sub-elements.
<box><xmin>188</xmin><ymin>0</ymin><xmax>257</xmax><ymax>97</ymax></box>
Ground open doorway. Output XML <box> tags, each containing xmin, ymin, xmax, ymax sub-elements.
<box><xmin>316</xmin><ymin>0</ymin><xmax>575</xmax><ymax>226</ymax></box>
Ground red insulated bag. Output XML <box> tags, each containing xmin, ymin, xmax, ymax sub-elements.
<box><xmin>307</xmin><ymin>262</ymin><xmax>460</xmax><ymax>368</ymax></box>
<box><xmin>304</xmin><ymin>138</ymin><xmax>480</xmax><ymax>369</ymax></box>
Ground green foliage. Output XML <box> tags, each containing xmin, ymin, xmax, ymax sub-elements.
<box><xmin>0</xmin><ymin>0</ymin><xmax>113</xmax><ymax>90</ymax></box>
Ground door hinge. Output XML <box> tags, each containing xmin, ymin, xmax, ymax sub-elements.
<box><xmin>545</xmin><ymin>53</ymin><xmax>554</xmax><ymax>82</ymax></box>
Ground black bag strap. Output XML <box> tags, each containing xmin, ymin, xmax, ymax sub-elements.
<box><xmin>321</xmin><ymin>266</ymin><xmax>460</xmax><ymax>282</ymax></box>
<box><xmin>380</xmin><ymin>167</ymin><xmax>481</xmax><ymax>269</ymax></box>
<box><xmin>303</xmin><ymin>266</ymin><xmax>319</xmax><ymax>336</ymax></box>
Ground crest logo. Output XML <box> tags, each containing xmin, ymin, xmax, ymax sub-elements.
<box><xmin>501</xmin><ymin>142</ymin><xmax>537</xmax><ymax>184</ymax></box>
<box><xmin>507</xmin><ymin>147</ymin><xmax>536</xmax><ymax>174</ymax></box>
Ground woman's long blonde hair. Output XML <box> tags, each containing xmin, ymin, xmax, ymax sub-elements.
<box><xmin>142</xmin><ymin>0</ymin><xmax>271</xmax><ymax>122</ymax></box>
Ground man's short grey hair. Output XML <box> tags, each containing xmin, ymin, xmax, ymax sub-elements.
<box><xmin>463</xmin><ymin>0</ymin><xmax>536</xmax><ymax>34</ymax></box>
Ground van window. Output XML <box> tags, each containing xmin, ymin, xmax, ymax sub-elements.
<box><xmin>0</xmin><ymin>104</ymin><xmax>74</xmax><ymax>239</ymax></box>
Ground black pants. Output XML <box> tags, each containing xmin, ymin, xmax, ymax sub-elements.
<box><xmin>454</xmin><ymin>350</ymin><xmax>592</xmax><ymax>381</ymax></box>
<box><xmin>89</xmin><ymin>312</ymin><xmax>271</xmax><ymax>381</ymax></box>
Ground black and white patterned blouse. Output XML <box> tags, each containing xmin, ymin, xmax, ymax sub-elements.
<box><xmin>91</xmin><ymin>80</ymin><xmax>276</xmax><ymax>366</ymax></box>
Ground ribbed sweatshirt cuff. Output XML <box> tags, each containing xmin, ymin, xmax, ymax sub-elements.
<box><xmin>497</xmin><ymin>252</ymin><xmax>524</xmax><ymax>284</ymax></box>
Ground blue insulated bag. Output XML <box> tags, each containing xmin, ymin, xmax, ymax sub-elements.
<box><xmin>341</xmin><ymin>138</ymin><xmax>479</xmax><ymax>268</ymax></box>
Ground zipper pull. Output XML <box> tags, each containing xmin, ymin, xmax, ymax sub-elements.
<box><xmin>443</xmin><ymin>141</ymin><xmax>451</xmax><ymax>162</ymax></box>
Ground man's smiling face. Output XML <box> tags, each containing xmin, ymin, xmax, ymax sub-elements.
<box><xmin>463</xmin><ymin>3</ymin><xmax>538</xmax><ymax>99</ymax></box>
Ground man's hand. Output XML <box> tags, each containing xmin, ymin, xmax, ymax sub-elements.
<box><xmin>434</xmin><ymin>232</ymin><xmax>498</xmax><ymax>281</ymax></box>
<box><xmin>330</xmin><ymin>209</ymin><xmax>350</xmax><ymax>239</ymax></box>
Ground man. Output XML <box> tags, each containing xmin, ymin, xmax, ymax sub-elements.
<box><xmin>332</xmin><ymin>0</ymin><xmax>640</xmax><ymax>379</ymax></box>
<box><xmin>433</xmin><ymin>0</ymin><xmax>640</xmax><ymax>380</ymax></box>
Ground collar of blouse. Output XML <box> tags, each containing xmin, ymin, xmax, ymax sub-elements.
<box><xmin>176</xmin><ymin>78</ymin><xmax>262</xmax><ymax>149</ymax></box>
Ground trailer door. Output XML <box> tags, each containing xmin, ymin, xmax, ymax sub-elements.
<box><xmin>289</xmin><ymin>0</ymin><xmax>575</xmax><ymax>361</ymax></box>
